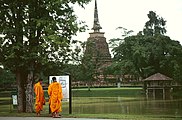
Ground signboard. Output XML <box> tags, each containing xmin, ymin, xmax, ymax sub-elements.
<box><xmin>49</xmin><ymin>75</ymin><xmax>69</xmax><ymax>101</ymax></box>
<box><xmin>12</xmin><ymin>95</ymin><xmax>18</xmax><ymax>105</ymax></box>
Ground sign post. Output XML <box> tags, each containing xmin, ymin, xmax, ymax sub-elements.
<box><xmin>68</xmin><ymin>74</ymin><xmax>72</xmax><ymax>114</ymax></box>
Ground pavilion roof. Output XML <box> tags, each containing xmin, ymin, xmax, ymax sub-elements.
<box><xmin>144</xmin><ymin>73</ymin><xmax>172</xmax><ymax>81</ymax></box>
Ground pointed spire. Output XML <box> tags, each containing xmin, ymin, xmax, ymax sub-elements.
<box><xmin>92</xmin><ymin>0</ymin><xmax>102</xmax><ymax>32</ymax></box>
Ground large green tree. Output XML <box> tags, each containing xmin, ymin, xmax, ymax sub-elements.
<box><xmin>114</xmin><ymin>35</ymin><xmax>182</xmax><ymax>79</ymax></box>
<box><xmin>110</xmin><ymin>11</ymin><xmax>182</xmax><ymax>82</ymax></box>
<box><xmin>0</xmin><ymin>0</ymin><xmax>91</xmax><ymax>112</ymax></box>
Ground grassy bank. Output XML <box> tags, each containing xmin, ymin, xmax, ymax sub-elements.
<box><xmin>0</xmin><ymin>87</ymin><xmax>182</xmax><ymax>120</ymax></box>
<box><xmin>72</xmin><ymin>87</ymin><xmax>143</xmax><ymax>97</ymax></box>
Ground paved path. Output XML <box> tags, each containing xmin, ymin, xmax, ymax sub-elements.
<box><xmin>0</xmin><ymin>117</ymin><xmax>113</xmax><ymax>120</ymax></box>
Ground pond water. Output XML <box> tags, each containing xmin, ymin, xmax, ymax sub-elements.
<box><xmin>69</xmin><ymin>97</ymin><xmax>182</xmax><ymax>116</ymax></box>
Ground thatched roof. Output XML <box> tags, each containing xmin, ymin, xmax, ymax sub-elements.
<box><xmin>144</xmin><ymin>73</ymin><xmax>172</xmax><ymax>81</ymax></box>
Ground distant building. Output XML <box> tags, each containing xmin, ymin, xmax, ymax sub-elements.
<box><xmin>143</xmin><ymin>73</ymin><xmax>173</xmax><ymax>100</ymax></box>
<box><xmin>84</xmin><ymin>0</ymin><xmax>112</xmax><ymax>70</ymax></box>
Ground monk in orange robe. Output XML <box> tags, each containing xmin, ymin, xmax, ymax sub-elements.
<box><xmin>48</xmin><ymin>77</ymin><xmax>63</xmax><ymax>118</ymax></box>
<box><xmin>34</xmin><ymin>78</ymin><xmax>46</xmax><ymax>116</ymax></box>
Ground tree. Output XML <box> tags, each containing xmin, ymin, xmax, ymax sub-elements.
<box><xmin>143</xmin><ymin>11</ymin><xmax>166</xmax><ymax>36</ymax></box>
<box><xmin>109</xmin><ymin>27</ymin><xmax>133</xmax><ymax>52</ymax></box>
<box><xmin>114</xmin><ymin>35</ymin><xmax>182</xmax><ymax>79</ymax></box>
<box><xmin>0</xmin><ymin>0</ymin><xmax>91</xmax><ymax>112</ymax></box>
<box><xmin>108</xmin><ymin>27</ymin><xmax>135</xmax><ymax>81</ymax></box>
<box><xmin>110</xmin><ymin>11</ymin><xmax>182</xmax><ymax>82</ymax></box>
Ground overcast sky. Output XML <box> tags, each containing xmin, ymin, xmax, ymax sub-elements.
<box><xmin>73</xmin><ymin>0</ymin><xmax>182</xmax><ymax>45</ymax></box>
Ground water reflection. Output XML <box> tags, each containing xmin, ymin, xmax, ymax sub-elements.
<box><xmin>71</xmin><ymin>97</ymin><xmax>182</xmax><ymax>116</ymax></box>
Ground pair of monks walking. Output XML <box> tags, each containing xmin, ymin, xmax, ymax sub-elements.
<box><xmin>34</xmin><ymin>77</ymin><xmax>63</xmax><ymax>118</ymax></box>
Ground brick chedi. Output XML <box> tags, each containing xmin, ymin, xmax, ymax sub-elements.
<box><xmin>84</xmin><ymin>0</ymin><xmax>111</xmax><ymax>68</ymax></box>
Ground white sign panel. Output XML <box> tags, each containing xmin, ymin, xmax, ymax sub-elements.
<box><xmin>49</xmin><ymin>76</ymin><xmax>69</xmax><ymax>101</ymax></box>
<box><xmin>12</xmin><ymin>95</ymin><xmax>18</xmax><ymax>105</ymax></box>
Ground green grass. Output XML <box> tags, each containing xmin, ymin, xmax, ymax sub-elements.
<box><xmin>0</xmin><ymin>87</ymin><xmax>182</xmax><ymax>120</ymax></box>
<box><xmin>72</xmin><ymin>87</ymin><xmax>144</xmax><ymax>97</ymax></box>
<box><xmin>68</xmin><ymin>114</ymin><xmax>182</xmax><ymax>120</ymax></box>
<box><xmin>0</xmin><ymin>97</ymin><xmax>11</xmax><ymax>100</ymax></box>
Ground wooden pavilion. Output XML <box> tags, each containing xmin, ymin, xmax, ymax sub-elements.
<box><xmin>143</xmin><ymin>73</ymin><xmax>173</xmax><ymax>100</ymax></box>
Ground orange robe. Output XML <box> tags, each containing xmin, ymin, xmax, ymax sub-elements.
<box><xmin>34</xmin><ymin>82</ymin><xmax>45</xmax><ymax>113</ymax></box>
<box><xmin>48</xmin><ymin>82</ymin><xmax>63</xmax><ymax>113</ymax></box>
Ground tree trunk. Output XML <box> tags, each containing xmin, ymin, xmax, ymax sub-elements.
<box><xmin>25</xmin><ymin>70</ymin><xmax>34</xmax><ymax>113</ymax></box>
<box><xmin>16</xmin><ymin>70</ymin><xmax>25</xmax><ymax>112</ymax></box>
<box><xmin>16</xmin><ymin>1</ymin><xmax>26</xmax><ymax>113</ymax></box>
<box><xmin>88</xmin><ymin>81</ymin><xmax>91</xmax><ymax>91</ymax></box>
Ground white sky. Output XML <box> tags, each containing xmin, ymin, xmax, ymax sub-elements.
<box><xmin>73</xmin><ymin>0</ymin><xmax>182</xmax><ymax>45</ymax></box>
